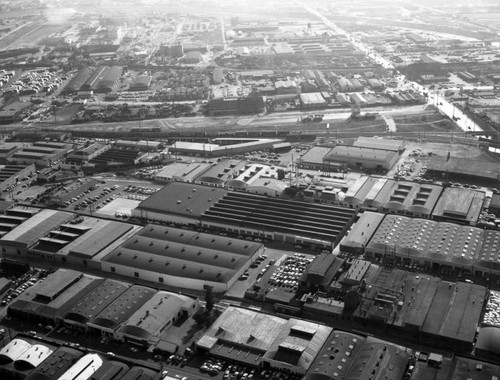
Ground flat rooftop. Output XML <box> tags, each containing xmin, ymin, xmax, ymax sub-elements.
<box><xmin>299</xmin><ymin>146</ymin><xmax>335</xmax><ymax>165</ymax></box>
<box><xmin>155</xmin><ymin>162</ymin><xmax>211</xmax><ymax>181</ymax></box>
<box><xmin>353</xmin><ymin>137</ymin><xmax>406</xmax><ymax>152</ymax></box>
<box><xmin>137</xmin><ymin>182</ymin><xmax>228</xmax><ymax>217</ymax></box>
<box><xmin>427</xmin><ymin>156</ymin><xmax>500</xmax><ymax>181</ymax></box>
<box><xmin>64</xmin><ymin>219</ymin><xmax>135</xmax><ymax>258</ymax></box>
<box><xmin>325</xmin><ymin>146</ymin><xmax>398</xmax><ymax>164</ymax></box>
<box><xmin>341</xmin><ymin>211</ymin><xmax>385</xmax><ymax>251</ymax></box>
<box><xmin>34</xmin><ymin>269</ymin><xmax>82</xmax><ymax>301</ymax></box>
<box><xmin>197</xmin><ymin>306</ymin><xmax>287</xmax><ymax>353</ymax></box>
<box><xmin>433</xmin><ymin>187</ymin><xmax>485</xmax><ymax>221</ymax></box>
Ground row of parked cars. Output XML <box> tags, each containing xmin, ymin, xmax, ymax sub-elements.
<box><xmin>201</xmin><ymin>358</ymin><xmax>226</xmax><ymax>375</ymax></box>
<box><xmin>73</xmin><ymin>185</ymin><xmax>119</xmax><ymax>210</ymax></box>
<box><xmin>165</xmin><ymin>353</ymin><xmax>188</xmax><ymax>367</ymax></box>
<box><xmin>124</xmin><ymin>185</ymin><xmax>159</xmax><ymax>195</ymax></box>
<box><xmin>1</xmin><ymin>269</ymin><xmax>44</xmax><ymax>306</ymax></box>
<box><xmin>201</xmin><ymin>357</ymin><xmax>298</xmax><ymax>380</ymax></box>
<box><xmin>223</xmin><ymin>364</ymin><xmax>257</xmax><ymax>380</ymax></box>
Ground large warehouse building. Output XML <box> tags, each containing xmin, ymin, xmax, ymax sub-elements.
<box><xmin>0</xmin><ymin>211</ymin><xmax>140</xmax><ymax>269</ymax></box>
<box><xmin>350</xmin><ymin>267</ymin><xmax>487</xmax><ymax>351</ymax></box>
<box><xmin>427</xmin><ymin>155</ymin><xmax>500</xmax><ymax>183</ymax></box>
<box><xmin>432</xmin><ymin>187</ymin><xmax>485</xmax><ymax>226</ymax></box>
<box><xmin>305</xmin><ymin>331</ymin><xmax>410</xmax><ymax>380</ymax></box>
<box><xmin>115</xmin><ymin>291</ymin><xmax>197</xmax><ymax>347</ymax></box>
<box><xmin>196</xmin><ymin>306</ymin><xmax>332</xmax><ymax>374</ymax></box>
<box><xmin>200</xmin><ymin>190</ymin><xmax>356</xmax><ymax>247</ymax></box>
<box><xmin>134</xmin><ymin>182</ymin><xmax>357</xmax><ymax>248</ymax></box>
<box><xmin>133</xmin><ymin>182</ymin><xmax>228</xmax><ymax>225</ymax></box>
<box><xmin>168</xmin><ymin>138</ymin><xmax>282</xmax><ymax>158</ymax></box>
<box><xmin>8</xmin><ymin>269</ymin><xmax>199</xmax><ymax>350</ymax></box>
<box><xmin>324</xmin><ymin>145</ymin><xmax>400</xmax><ymax>171</ymax></box>
<box><xmin>340</xmin><ymin>212</ymin><xmax>500</xmax><ymax>278</ymax></box>
<box><xmin>100</xmin><ymin>225</ymin><xmax>264</xmax><ymax>292</ymax></box>
<box><xmin>297</xmin><ymin>138</ymin><xmax>406</xmax><ymax>173</ymax></box>
<box><xmin>341</xmin><ymin>177</ymin><xmax>443</xmax><ymax>217</ymax></box>
<box><xmin>11</xmin><ymin>141</ymin><xmax>72</xmax><ymax>168</ymax></box>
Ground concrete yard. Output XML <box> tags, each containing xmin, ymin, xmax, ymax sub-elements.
<box><xmin>96</xmin><ymin>198</ymin><xmax>141</xmax><ymax>217</ymax></box>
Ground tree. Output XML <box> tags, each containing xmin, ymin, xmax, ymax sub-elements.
<box><xmin>204</xmin><ymin>285</ymin><xmax>214</xmax><ymax>313</ymax></box>
<box><xmin>277</xmin><ymin>168</ymin><xmax>285</xmax><ymax>180</ymax></box>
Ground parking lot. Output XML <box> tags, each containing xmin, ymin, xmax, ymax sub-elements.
<box><xmin>199</xmin><ymin>355</ymin><xmax>302</xmax><ymax>380</ymax></box>
<box><xmin>2</xmin><ymin>173</ymin><xmax>38</xmax><ymax>202</ymax></box>
<box><xmin>225</xmin><ymin>248</ymin><xmax>314</xmax><ymax>299</ymax></box>
<box><xmin>265</xmin><ymin>253</ymin><xmax>313</xmax><ymax>291</ymax></box>
<box><xmin>0</xmin><ymin>268</ymin><xmax>47</xmax><ymax>308</ymax></box>
<box><xmin>57</xmin><ymin>178</ymin><xmax>163</xmax><ymax>218</ymax></box>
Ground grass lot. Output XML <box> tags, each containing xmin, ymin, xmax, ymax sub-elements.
<box><xmin>394</xmin><ymin>112</ymin><xmax>461</xmax><ymax>133</ymax></box>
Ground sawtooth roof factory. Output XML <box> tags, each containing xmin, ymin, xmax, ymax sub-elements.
<box><xmin>134</xmin><ymin>182</ymin><xmax>357</xmax><ymax>248</ymax></box>
<box><xmin>0</xmin><ymin>209</ymin><xmax>140</xmax><ymax>268</ymax></box>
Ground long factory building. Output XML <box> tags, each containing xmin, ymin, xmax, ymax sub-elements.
<box><xmin>341</xmin><ymin>211</ymin><xmax>500</xmax><ymax>277</ymax></box>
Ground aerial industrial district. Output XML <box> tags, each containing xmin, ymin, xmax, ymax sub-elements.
<box><xmin>1</xmin><ymin>0</ymin><xmax>500</xmax><ymax>379</ymax></box>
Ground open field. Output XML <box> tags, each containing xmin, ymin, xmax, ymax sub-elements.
<box><xmin>394</xmin><ymin>112</ymin><xmax>460</xmax><ymax>133</ymax></box>
<box><xmin>0</xmin><ymin>21</ymin><xmax>66</xmax><ymax>50</ymax></box>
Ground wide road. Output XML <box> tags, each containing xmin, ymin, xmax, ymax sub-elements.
<box><xmin>428</xmin><ymin>92</ymin><xmax>483</xmax><ymax>133</ymax></box>
<box><xmin>296</xmin><ymin>1</ymin><xmax>486</xmax><ymax>136</ymax></box>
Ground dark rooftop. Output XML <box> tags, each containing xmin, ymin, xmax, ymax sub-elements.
<box><xmin>138</xmin><ymin>182</ymin><xmax>228</xmax><ymax>217</ymax></box>
<box><xmin>24</xmin><ymin>346</ymin><xmax>84</xmax><ymax>380</ymax></box>
<box><xmin>102</xmin><ymin>225</ymin><xmax>262</xmax><ymax>284</ymax></box>
<box><xmin>202</xmin><ymin>191</ymin><xmax>356</xmax><ymax>243</ymax></box>
<box><xmin>89</xmin><ymin>285</ymin><xmax>156</xmax><ymax>331</ymax></box>
<box><xmin>63</xmin><ymin>279</ymin><xmax>130</xmax><ymax>324</ymax></box>
<box><xmin>427</xmin><ymin>156</ymin><xmax>500</xmax><ymax>181</ymax></box>
<box><xmin>89</xmin><ymin>360</ymin><xmax>129</xmax><ymax>380</ymax></box>
<box><xmin>120</xmin><ymin>366</ymin><xmax>159</xmax><ymax>380</ymax></box>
